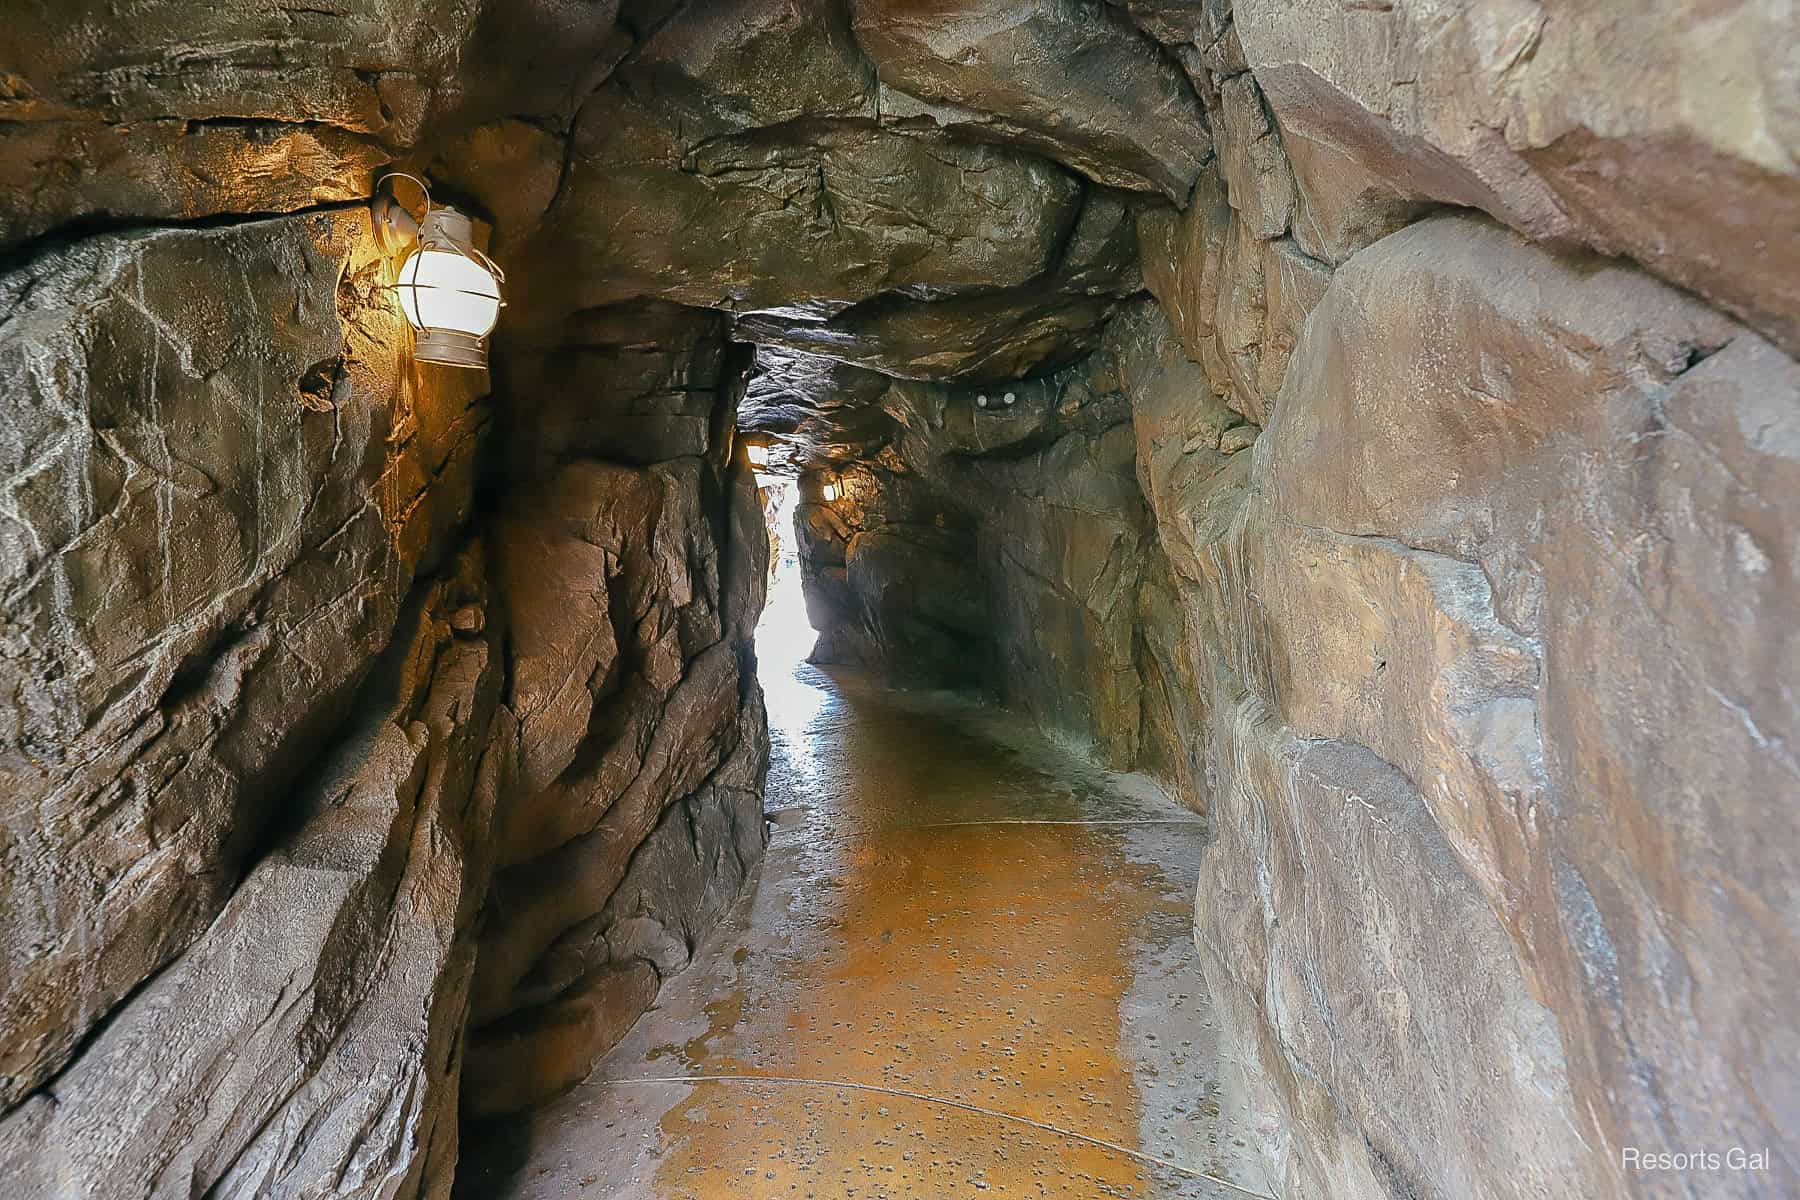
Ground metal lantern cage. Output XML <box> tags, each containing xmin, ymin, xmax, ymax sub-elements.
<box><xmin>373</xmin><ymin>173</ymin><xmax>505</xmax><ymax>369</ymax></box>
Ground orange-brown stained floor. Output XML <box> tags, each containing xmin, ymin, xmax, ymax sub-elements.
<box><xmin>458</xmin><ymin>570</ymin><xmax>1277</xmax><ymax>1200</ymax></box>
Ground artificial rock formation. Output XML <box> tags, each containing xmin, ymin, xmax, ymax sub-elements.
<box><xmin>0</xmin><ymin>209</ymin><xmax>490</xmax><ymax>1113</ymax></box>
<box><xmin>0</xmin><ymin>545</ymin><xmax>506</xmax><ymax>1199</ymax></box>
<box><xmin>754</xmin><ymin>5</ymin><xmax>1800</xmax><ymax>1199</ymax></box>
<box><xmin>0</xmin><ymin>2</ymin><xmax>770</xmax><ymax>1192</ymax></box>
<box><xmin>462</xmin><ymin>455</ymin><xmax>768</xmax><ymax>1116</ymax></box>
<box><xmin>1205</xmin><ymin>217</ymin><xmax>1799</xmax><ymax>1197</ymax></box>
<box><xmin>1</xmin><ymin>1</ymin><xmax>1797</xmax><ymax>1199</ymax></box>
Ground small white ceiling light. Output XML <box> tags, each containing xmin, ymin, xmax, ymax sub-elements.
<box><xmin>1003</xmin><ymin>391</ymin><xmax>1017</xmax><ymax>406</ymax></box>
<box><xmin>372</xmin><ymin>172</ymin><xmax>504</xmax><ymax>369</ymax></box>
<box><xmin>975</xmin><ymin>394</ymin><xmax>988</xmax><ymax>408</ymax></box>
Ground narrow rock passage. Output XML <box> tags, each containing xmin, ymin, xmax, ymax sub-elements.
<box><xmin>459</xmin><ymin>567</ymin><xmax>1274</xmax><ymax>1200</ymax></box>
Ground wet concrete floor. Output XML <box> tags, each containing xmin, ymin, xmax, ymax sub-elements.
<box><xmin>461</xmin><ymin>572</ymin><xmax>1274</xmax><ymax>1200</ymax></box>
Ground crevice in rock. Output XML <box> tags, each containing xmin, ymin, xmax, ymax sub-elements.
<box><xmin>0</xmin><ymin>197</ymin><xmax>372</xmax><ymax>276</ymax></box>
<box><xmin>177</xmin><ymin>114</ymin><xmax>386</xmax><ymax>142</ymax></box>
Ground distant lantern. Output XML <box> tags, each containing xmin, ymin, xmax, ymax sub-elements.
<box><xmin>821</xmin><ymin>477</ymin><xmax>841</xmax><ymax>502</ymax></box>
<box><xmin>747</xmin><ymin>442</ymin><xmax>771</xmax><ymax>467</ymax></box>
<box><xmin>373</xmin><ymin>173</ymin><xmax>505</xmax><ymax>369</ymax></box>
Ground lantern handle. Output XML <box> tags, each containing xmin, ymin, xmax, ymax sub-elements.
<box><xmin>376</xmin><ymin>171</ymin><xmax>433</xmax><ymax>216</ymax></box>
<box><xmin>461</xmin><ymin>242</ymin><xmax>507</xmax><ymax>287</ymax></box>
<box><xmin>384</xmin><ymin>170</ymin><xmax>506</xmax><ymax>291</ymax></box>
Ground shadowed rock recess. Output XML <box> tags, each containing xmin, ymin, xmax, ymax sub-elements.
<box><xmin>0</xmin><ymin>2</ymin><xmax>1794</xmax><ymax>1198</ymax></box>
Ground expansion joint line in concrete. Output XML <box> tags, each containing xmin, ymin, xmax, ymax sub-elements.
<box><xmin>604</xmin><ymin>1073</ymin><xmax>1277</xmax><ymax>1200</ymax></box>
<box><xmin>770</xmin><ymin>818</ymin><xmax>1210</xmax><ymax>849</ymax></box>
<box><xmin>900</xmin><ymin>819</ymin><xmax>1208</xmax><ymax>830</ymax></box>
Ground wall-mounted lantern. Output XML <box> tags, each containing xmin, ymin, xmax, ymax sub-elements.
<box><xmin>821</xmin><ymin>474</ymin><xmax>842</xmax><ymax>502</ymax></box>
<box><xmin>372</xmin><ymin>172</ymin><xmax>504</xmax><ymax>369</ymax></box>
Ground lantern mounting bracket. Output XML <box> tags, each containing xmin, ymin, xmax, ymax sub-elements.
<box><xmin>372</xmin><ymin>172</ymin><xmax>433</xmax><ymax>255</ymax></box>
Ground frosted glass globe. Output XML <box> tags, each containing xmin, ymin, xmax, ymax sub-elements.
<box><xmin>394</xmin><ymin>247</ymin><xmax>501</xmax><ymax>337</ymax></box>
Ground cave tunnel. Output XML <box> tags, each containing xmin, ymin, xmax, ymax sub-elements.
<box><xmin>1</xmin><ymin>3</ymin><xmax>1797</xmax><ymax>1199</ymax></box>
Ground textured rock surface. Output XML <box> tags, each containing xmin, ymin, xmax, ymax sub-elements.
<box><xmin>736</xmin><ymin>185</ymin><xmax>1145</xmax><ymax>383</ymax></box>
<box><xmin>850</xmin><ymin>0</ymin><xmax>1213</xmax><ymax>199</ymax></box>
<box><xmin>793</xmin><ymin>460</ymin><xmax>989</xmax><ymax>682</ymax></box>
<box><xmin>737</xmin><ymin>278</ymin><xmax>1123</xmax><ymax>383</ymax></box>
<box><xmin>0</xmin><ymin>545</ymin><xmax>506</xmax><ymax>1199</ymax></box>
<box><xmin>973</xmin><ymin>414</ymin><xmax>1153</xmax><ymax>768</ymax></box>
<box><xmin>494</xmin><ymin>0</ymin><xmax>1150</xmax><ymax>382</ymax></box>
<box><xmin>0</xmin><ymin>0</ymin><xmax>480</xmax><ymax>247</ymax></box>
<box><xmin>463</xmin><ymin>454</ymin><xmax>769</xmax><ymax>1116</ymax></box>
<box><xmin>0</xmin><ymin>0</ymin><xmax>775</xmax><ymax>1184</ymax></box>
<box><xmin>1233</xmin><ymin>0</ymin><xmax>1800</xmax><ymax>353</ymax></box>
<box><xmin>1115</xmin><ymin>209</ymin><xmax>1800</xmax><ymax>1198</ymax></box>
<box><xmin>1137</xmin><ymin>161</ymin><xmax>1333</xmax><ymax>427</ymax></box>
<box><xmin>5</xmin><ymin>1</ymin><xmax>1800</xmax><ymax>1197</ymax></box>
<box><xmin>500</xmin><ymin>301</ymin><xmax>737</xmax><ymax>472</ymax></box>
<box><xmin>538</xmin><ymin>111</ymin><xmax>1080</xmax><ymax>317</ymax></box>
<box><xmin>0</xmin><ymin>209</ymin><xmax>489</xmax><ymax>1111</ymax></box>
<box><xmin>463</xmin><ymin>684</ymin><xmax>767</xmax><ymax>1118</ymax></box>
<box><xmin>1236</xmin><ymin>216</ymin><xmax>1798</xmax><ymax>1195</ymax></box>
<box><xmin>739</xmin><ymin>346</ymin><xmax>898</xmax><ymax>465</ymax></box>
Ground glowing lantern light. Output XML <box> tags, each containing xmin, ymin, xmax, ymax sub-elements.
<box><xmin>373</xmin><ymin>173</ymin><xmax>505</xmax><ymax>369</ymax></box>
<box><xmin>393</xmin><ymin>211</ymin><xmax>502</xmax><ymax>367</ymax></box>
<box><xmin>821</xmin><ymin>477</ymin><xmax>841</xmax><ymax>502</ymax></box>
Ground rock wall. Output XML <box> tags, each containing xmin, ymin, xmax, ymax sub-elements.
<box><xmin>2</xmin><ymin>1</ymin><xmax>1797</xmax><ymax>1198</ymax></box>
<box><xmin>1166</xmin><ymin>214</ymin><xmax>1799</xmax><ymax>1200</ymax></box>
<box><xmin>1</xmin><ymin>544</ymin><xmax>505</xmax><ymax>1199</ymax></box>
<box><xmin>1105</xmin><ymin>6</ymin><xmax>1799</xmax><ymax>1195</ymax></box>
<box><xmin>764</xmin><ymin>4</ymin><xmax>1800</xmax><ymax>1198</ymax></box>
<box><xmin>0</xmin><ymin>207</ymin><xmax>491</xmax><ymax>1112</ymax></box>
<box><xmin>463</xmin><ymin>447</ymin><xmax>768</xmax><ymax>1117</ymax></box>
<box><xmin>0</xmin><ymin>2</ymin><xmax>772</xmax><ymax>1194</ymax></box>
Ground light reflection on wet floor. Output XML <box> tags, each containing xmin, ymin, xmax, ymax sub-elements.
<box><xmin>459</xmin><ymin>568</ymin><xmax>1273</xmax><ymax>1200</ymax></box>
